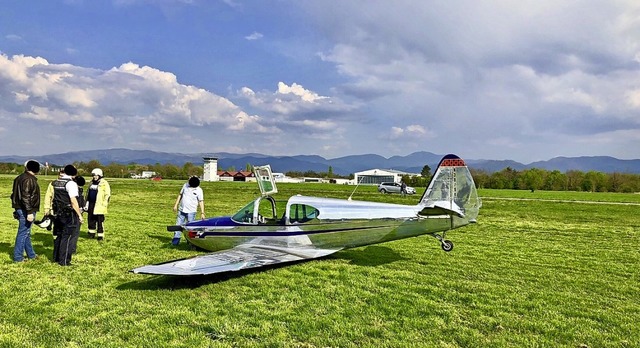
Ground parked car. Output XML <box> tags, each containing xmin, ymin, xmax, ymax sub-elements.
<box><xmin>377</xmin><ymin>182</ymin><xmax>416</xmax><ymax>194</ymax></box>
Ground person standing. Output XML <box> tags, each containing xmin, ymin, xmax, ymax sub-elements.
<box><xmin>11</xmin><ymin>160</ymin><xmax>41</xmax><ymax>262</ymax></box>
<box><xmin>43</xmin><ymin>169</ymin><xmax>64</xmax><ymax>260</ymax></box>
<box><xmin>51</xmin><ymin>165</ymin><xmax>83</xmax><ymax>266</ymax></box>
<box><xmin>172</xmin><ymin>176</ymin><xmax>205</xmax><ymax>245</ymax></box>
<box><xmin>86</xmin><ymin>168</ymin><xmax>110</xmax><ymax>241</ymax></box>
<box><xmin>400</xmin><ymin>181</ymin><xmax>408</xmax><ymax>197</ymax></box>
<box><xmin>71</xmin><ymin>176</ymin><xmax>86</xmax><ymax>255</ymax></box>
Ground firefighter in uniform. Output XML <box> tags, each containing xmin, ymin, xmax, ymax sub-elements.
<box><xmin>86</xmin><ymin>168</ymin><xmax>110</xmax><ymax>241</ymax></box>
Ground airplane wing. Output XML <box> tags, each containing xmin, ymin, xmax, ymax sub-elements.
<box><xmin>130</xmin><ymin>244</ymin><xmax>342</xmax><ymax>276</ymax></box>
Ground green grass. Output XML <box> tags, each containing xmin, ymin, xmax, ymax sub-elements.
<box><xmin>1</xmin><ymin>175</ymin><xmax>639</xmax><ymax>347</ymax></box>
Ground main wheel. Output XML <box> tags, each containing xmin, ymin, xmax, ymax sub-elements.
<box><xmin>441</xmin><ymin>240</ymin><xmax>454</xmax><ymax>252</ymax></box>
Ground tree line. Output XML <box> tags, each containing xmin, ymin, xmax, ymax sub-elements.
<box><xmin>322</xmin><ymin>164</ymin><xmax>640</xmax><ymax>193</ymax></box>
<box><xmin>470</xmin><ymin>167</ymin><xmax>640</xmax><ymax>193</ymax></box>
<box><xmin>2</xmin><ymin>161</ymin><xmax>639</xmax><ymax>192</ymax></box>
<box><xmin>0</xmin><ymin>161</ymin><xmax>203</xmax><ymax>180</ymax></box>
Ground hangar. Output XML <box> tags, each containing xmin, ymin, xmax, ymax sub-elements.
<box><xmin>353</xmin><ymin>169</ymin><xmax>417</xmax><ymax>185</ymax></box>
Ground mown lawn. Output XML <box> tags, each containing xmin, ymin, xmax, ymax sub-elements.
<box><xmin>1</xmin><ymin>175</ymin><xmax>638</xmax><ymax>347</ymax></box>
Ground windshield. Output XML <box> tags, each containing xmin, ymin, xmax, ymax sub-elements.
<box><xmin>231</xmin><ymin>196</ymin><xmax>280</xmax><ymax>225</ymax></box>
<box><xmin>231</xmin><ymin>199</ymin><xmax>257</xmax><ymax>223</ymax></box>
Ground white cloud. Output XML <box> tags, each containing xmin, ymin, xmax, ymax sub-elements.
<box><xmin>5</xmin><ymin>34</ymin><xmax>23</xmax><ymax>42</ymax></box>
<box><xmin>625</xmin><ymin>89</ymin><xmax>640</xmax><ymax>108</ymax></box>
<box><xmin>0</xmin><ymin>54</ymin><xmax>280</xmax><ymax>151</ymax></box>
<box><xmin>2</xmin><ymin>1</ymin><xmax>640</xmax><ymax>161</ymax></box>
<box><xmin>277</xmin><ymin>82</ymin><xmax>326</xmax><ymax>103</ymax></box>
<box><xmin>238</xmin><ymin>82</ymin><xmax>356</xmax><ymax>118</ymax></box>
<box><xmin>390</xmin><ymin>127</ymin><xmax>403</xmax><ymax>139</ymax></box>
<box><xmin>406</xmin><ymin>125</ymin><xmax>427</xmax><ymax>134</ymax></box>
<box><xmin>388</xmin><ymin>125</ymin><xmax>432</xmax><ymax>140</ymax></box>
<box><xmin>298</xmin><ymin>1</ymin><xmax>640</xmax><ymax>160</ymax></box>
<box><xmin>245</xmin><ymin>32</ymin><xmax>264</xmax><ymax>41</ymax></box>
<box><xmin>227</xmin><ymin>111</ymin><xmax>280</xmax><ymax>134</ymax></box>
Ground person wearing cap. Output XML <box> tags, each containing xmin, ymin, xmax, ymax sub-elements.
<box><xmin>50</xmin><ymin>164</ymin><xmax>83</xmax><ymax>266</ymax></box>
<box><xmin>45</xmin><ymin>171</ymin><xmax>86</xmax><ymax>261</ymax></box>
<box><xmin>86</xmin><ymin>168</ymin><xmax>110</xmax><ymax>241</ymax></box>
<box><xmin>43</xmin><ymin>169</ymin><xmax>64</xmax><ymax>257</ymax></box>
<box><xmin>172</xmin><ymin>176</ymin><xmax>205</xmax><ymax>245</ymax></box>
<box><xmin>11</xmin><ymin>160</ymin><xmax>41</xmax><ymax>262</ymax></box>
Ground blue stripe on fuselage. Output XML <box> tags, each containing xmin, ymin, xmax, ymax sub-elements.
<box><xmin>186</xmin><ymin>216</ymin><xmax>237</xmax><ymax>227</ymax></box>
<box><xmin>188</xmin><ymin>224</ymin><xmax>398</xmax><ymax>238</ymax></box>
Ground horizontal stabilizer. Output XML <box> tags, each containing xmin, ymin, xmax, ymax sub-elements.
<box><xmin>166</xmin><ymin>225</ymin><xmax>183</xmax><ymax>232</ymax></box>
<box><xmin>418</xmin><ymin>201</ymin><xmax>464</xmax><ymax>218</ymax></box>
<box><xmin>131</xmin><ymin>244</ymin><xmax>341</xmax><ymax>276</ymax></box>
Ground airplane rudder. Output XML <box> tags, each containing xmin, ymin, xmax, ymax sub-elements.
<box><xmin>420</xmin><ymin>154</ymin><xmax>472</xmax><ymax>203</ymax></box>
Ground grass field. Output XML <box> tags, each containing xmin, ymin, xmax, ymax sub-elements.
<box><xmin>1</xmin><ymin>174</ymin><xmax>639</xmax><ymax>347</ymax></box>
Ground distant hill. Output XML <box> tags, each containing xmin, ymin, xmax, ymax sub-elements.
<box><xmin>466</xmin><ymin>159</ymin><xmax>527</xmax><ymax>172</ymax></box>
<box><xmin>526</xmin><ymin>156</ymin><xmax>640</xmax><ymax>173</ymax></box>
<box><xmin>1</xmin><ymin>148</ymin><xmax>639</xmax><ymax>175</ymax></box>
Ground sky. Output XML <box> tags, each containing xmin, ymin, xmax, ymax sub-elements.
<box><xmin>1</xmin><ymin>0</ymin><xmax>639</xmax><ymax>163</ymax></box>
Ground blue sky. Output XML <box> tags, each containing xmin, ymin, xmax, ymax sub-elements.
<box><xmin>1</xmin><ymin>0</ymin><xmax>639</xmax><ymax>163</ymax></box>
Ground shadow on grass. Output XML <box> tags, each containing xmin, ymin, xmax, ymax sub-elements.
<box><xmin>0</xmin><ymin>242</ymin><xmax>12</xmax><ymax>261</ymax></box>
<box><xmin>145</xmin><ymin>233</ymin><xmax>198</xmax><ymax>250</ymax></box>
<box><xmin>32</xmin><ymin>231</ymin><xmax>54</xmax><ymax>246</ymax></box>
<box><xmin>331</xmin><ymin>245</ymin><xmax>407</xmax><ymax>266</ymax></box>
<box><xmin>117</xmin><ymin>246</ymin><xmax>404</xmax><ymax>290</ymax></box>
<box><xmin>2</xmin><ymin>231</ymin><xmax>55</xmax><ymax>261</ymax></box>
<box><xmin>31</xmin><ymin>231</ymin><xmax>54</xmax><ymax>260</ymax></box>
<box><xmin>116</xmin><ymin>260</ymin><xmax>309</xmax><ymax>290</ymax></box>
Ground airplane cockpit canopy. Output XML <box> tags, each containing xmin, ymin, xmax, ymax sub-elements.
<box><xmin>253</xmin><ymin>165</ymin><xmax>278</xmax><ymax>196</ymax></box>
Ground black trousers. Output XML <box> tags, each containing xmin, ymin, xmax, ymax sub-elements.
<box><xmin>54</xmin><ymin>213</ymin><xmax>79</xmax><ymax>266</ymax></box>
<box><xmin>87</xmin><ymin>201</ymin><xmax>105</xmax><ymax>235</ymax></box>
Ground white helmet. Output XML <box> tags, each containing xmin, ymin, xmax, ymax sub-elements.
<box><xmin>91</xmin><ymin>168</ymin><xmax>103</xmax><ymax>177</ymax></box>
<box><xmin>36</xmin><ymin>215</ymin><xmax>52</xmax><ymax>229</ymax></box>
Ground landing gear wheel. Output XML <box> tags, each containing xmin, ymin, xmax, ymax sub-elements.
<box><xmin>441</xmin><ymin>240</ymin><xmax>454</xmax><ymax>252</ymax></box>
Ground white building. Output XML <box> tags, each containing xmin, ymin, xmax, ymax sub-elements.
<box><xmin>353</xmin><ymin>169</ymin><xmax>417</xmax><ymax>185</ymax></box>
<box><xmin>272</xmin><ymin>173</ymin><xmax>304</xmax><ymax>183</ymax></box>
<box><xmin>203</xmin><ymin>157</ymin><xmax>219</xmax><ymax>182</ymax></box>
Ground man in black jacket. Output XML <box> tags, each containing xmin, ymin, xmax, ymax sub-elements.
<box><xmin>11</xmin><ymin>160</ymin><xmax>41</xmax><ymax>262</ymax></box>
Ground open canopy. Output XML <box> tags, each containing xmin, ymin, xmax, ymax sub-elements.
<box><xmin>254</xmin><ymin>165</ymin><xmax>278</xmax><ymax>196</ymax></box>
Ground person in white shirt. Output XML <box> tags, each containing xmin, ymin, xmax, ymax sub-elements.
<box><xmin>172</xmin><ymin>176</ymin><xmax>205</xmax><ymax>245</ymax></box>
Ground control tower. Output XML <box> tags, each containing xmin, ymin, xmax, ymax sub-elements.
<box><xmin>203</xmin><ymin>157</ymin><xmax>219</xmax><ymax>182</ymax></box>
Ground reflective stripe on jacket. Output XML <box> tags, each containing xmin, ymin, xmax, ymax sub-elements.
<box><xmin>88</xmin><ymin>179</ymin><xmax>111</xmax><ymax>215</ymax></box>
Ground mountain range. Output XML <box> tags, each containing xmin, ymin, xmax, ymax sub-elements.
<box><xmin>1</xmin><ymin>148</ymin><xmax>639</xmax><ymax>175</ymax></box>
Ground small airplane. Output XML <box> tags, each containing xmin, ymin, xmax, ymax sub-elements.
<box><xmin>131</xmin><ymin>154</ymin><xmax>482</xmax><ymax>276</ymax></box>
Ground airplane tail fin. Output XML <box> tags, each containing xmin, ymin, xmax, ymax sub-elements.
<box><xmin>418</xmin><ymin>154</ymin><xmax>481</xmax><ymax>224</ymax></box>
